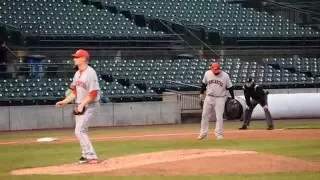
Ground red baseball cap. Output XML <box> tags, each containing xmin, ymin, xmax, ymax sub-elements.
<box><xmin>72</xmin><ymin>49</ymin><xmax>90</xmax><ymax>59</ymax></box>
<box><xmin>211</xmin><ymin>62</ymin><xmax>221</xmax><ymax>74</ymax></box>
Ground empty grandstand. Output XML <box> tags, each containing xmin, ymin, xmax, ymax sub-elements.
<box><xmin>0</xmin><ymin>0</ymin><xmax>319</xmax><ymax>109</ymax></box>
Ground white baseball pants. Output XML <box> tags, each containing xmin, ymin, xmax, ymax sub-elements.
<box><xmin>74</xmin><ymin>102</ymin><xmax>100</xmax><ymax>159</ymax></box>
<box><xmin>199</xmin><ymin>96</ymin><xmax>227</xmax><ymax>139</ymax></box>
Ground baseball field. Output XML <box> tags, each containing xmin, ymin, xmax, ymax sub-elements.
<box><xmin>1</xmin><ymin>119</ymin><xmax>320</xmax><ymax>179</ymax></box>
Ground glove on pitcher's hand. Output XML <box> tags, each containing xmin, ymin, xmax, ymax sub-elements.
<box><xmin>73</xmin><ymin>105</ymin><xmax>86</xmax><ymax>115</ymax></box>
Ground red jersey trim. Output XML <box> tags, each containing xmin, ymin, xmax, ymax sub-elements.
<box><xmin>88</xmin><ymin>90</ymin><xmax>98</xmax><ymax>99</ymax></box>
<box><xmin>72</xmin><ymin>86</ymin><xmax>77</xmax><ymax>96</ymax></box>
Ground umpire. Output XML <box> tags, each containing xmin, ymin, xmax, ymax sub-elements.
<box><xmin>239</xmin><ymin>78</ymin><xmax>274</xmax><ymax>130</ymax></box>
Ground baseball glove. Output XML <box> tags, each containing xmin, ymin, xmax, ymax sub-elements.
<box><xmin>73</xmin><ymin>106</ymin><xmax>86</xmax><ymax>115</ymax></box>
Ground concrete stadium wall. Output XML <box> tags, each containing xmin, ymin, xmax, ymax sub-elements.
<box><xmin>0</xmin><ymin>102</ymin><xmax>181</xmax><ymax>131</ymax></box>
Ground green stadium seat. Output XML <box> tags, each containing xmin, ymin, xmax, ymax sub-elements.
<box><xmin>2</xmin><ymin>56</ymin><xmax>320</xmax><ymax>103</ymax></box>
<box><xmin>1</xmin><ymin>0</ymin><xmax>166</xmax><ymax>38</ymax></box>
<box><xmin>100</xmin><ymin>0</ymin><xmax>320</xmax><ymax>37</ymax></box>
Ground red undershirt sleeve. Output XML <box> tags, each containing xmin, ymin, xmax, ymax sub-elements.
<box><xmin>72</xmin><ymin>86</ymin><xmax>77</xmax><ymax>96</ymax></box>
<box><xmin>88</xmin><ymin>90</ymin><xmax>98</xmax><ymax>99</ymax></box>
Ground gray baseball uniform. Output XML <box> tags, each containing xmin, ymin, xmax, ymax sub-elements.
<box><xmin>72</xmin><ymin>66</ymin><xmax>100</xmax><ymax>160</ymax></box>
<box><xmin>199</xmin><ymin>70</ymin><xmax>232</xmax><ymax>139</ymax></box>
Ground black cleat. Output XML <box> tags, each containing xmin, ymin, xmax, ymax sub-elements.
<box><xmin>239</xmin><ymin>125</ymin><xmax>247</xmax><ymax>130</ymax></box>
<box><xmin>267</xmin><ymin>125</ymin><xmax>274</xmax><ymax>130</ymax></box>
<box><xmin>78</xmin><ymin>156</ymin><xmax>87</xmax><ymax>164</ymax></box>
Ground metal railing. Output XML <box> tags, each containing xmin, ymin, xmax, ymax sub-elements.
<box><xmin>179</xmin><ymin>92</ymin><xmax>202</xmax><ymax>111</ymax></box>
<box><xmin>164</xmin><ymin>80</ymin><xmax>202</xmax><ymax>111</ymax></box>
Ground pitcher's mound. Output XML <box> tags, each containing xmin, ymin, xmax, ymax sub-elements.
<box><xmin>11</xmin><ymin>149</ymin><xmax>320</xmax><ymax>175</ymax></box>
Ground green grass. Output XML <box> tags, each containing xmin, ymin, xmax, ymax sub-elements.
<box><xmin>282</xmin><ymin>126</ymin><xmax>320</xmax><ymax>129</ymax></box>
<box><xmin>0</xmin><ymin>123</ymin><xmax>198</xmax><ymax>141</ymax></box>
<box><xmin>0</xmin><ymin>120</ymin><xmax>320</xmax><ymax>179</ymax></box>
<box><xmin>1</xmin><ymin>139</ymin><xmax>320</xmax><ymax>178</ymax></box>
<box><xmin>1</xmin><ymin>119</ymin><xmax>320</xmax><ymax>141</ymax></box>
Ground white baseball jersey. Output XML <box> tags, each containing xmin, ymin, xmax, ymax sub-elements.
<box><xmin>72</xmin><ymin>65</ymin><xmax>100</xmax><ymax>104</ymax></box>
<box><xmin>202</xmin><ymin>70</ymin><xmax>232</xmax><ymax>97</ymax></box>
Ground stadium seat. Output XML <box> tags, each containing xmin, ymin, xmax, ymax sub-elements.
<box><xmin>0</xmin><ymin>0</ymin><xmax>165</xmax><ymax>38</ymax></box>
<box><xmin>97</xmin><ymin>0</ymin><xmax>320</xmax><ymax>37</ymax></box>
<box><xmin>2</xmin><ymin>56</ymin><xmax>320</xmax><ymax>104</ymax></box>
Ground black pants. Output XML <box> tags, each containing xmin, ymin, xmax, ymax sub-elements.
<box><xmin>243</xmin><ymin>95</ymin><xmax>273</xmax><ymax>127</ymax></box>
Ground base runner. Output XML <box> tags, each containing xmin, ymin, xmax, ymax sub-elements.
<box><xmin>197</xmin><ymin>62</ymin><xmax>235</xmax><ymax>140</ymax></box>
<box><xmin>56</xmin><ymin>49</ymin><xmax>100</xmax><ymax>164</ymax></box>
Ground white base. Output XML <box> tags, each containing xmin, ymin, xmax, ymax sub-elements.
<box><xmin>36</xmin><ymin>137</ymin><xmax>59</xmax><ymax>142</ymax></box>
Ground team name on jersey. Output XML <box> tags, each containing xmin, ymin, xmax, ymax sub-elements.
<box><xmin>76</xmin><ymin>80</ymin><xmax>88</xmax><ymax>90</ymax></box>
<box><xmin>207</xmin><ymin>79</ymin><xmax>223</xmax><ymax>87</ymax></box>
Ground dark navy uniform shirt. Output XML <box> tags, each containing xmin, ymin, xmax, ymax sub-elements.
<box><xmin>243</xmin><ymin>83</ymin><xmax>267</xmax><ymax>106</ymax></box>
